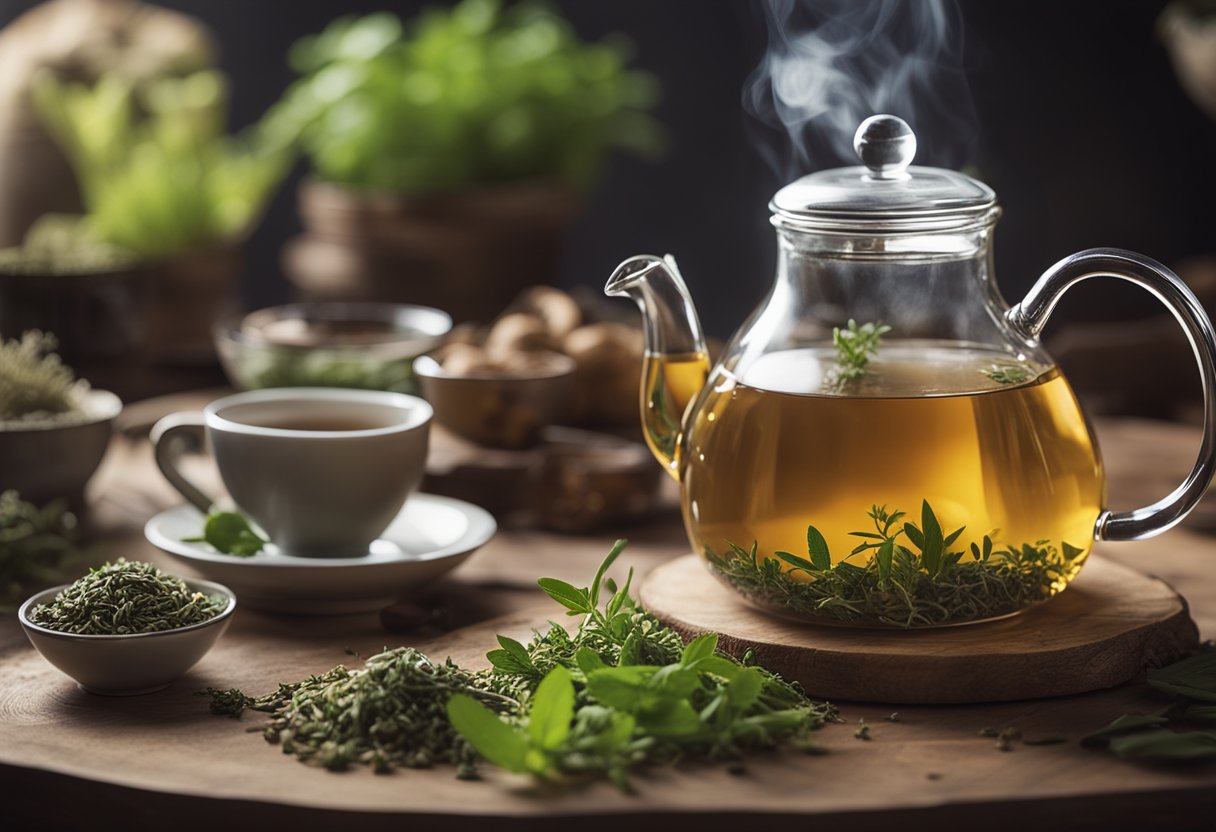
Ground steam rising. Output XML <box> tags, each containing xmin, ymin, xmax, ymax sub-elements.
<box><xmin>744</xmin><ymin>0</ymin><xmax>978</xmax><ymax>182</ymax></box>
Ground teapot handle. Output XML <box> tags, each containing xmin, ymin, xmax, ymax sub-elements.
<box><xmin>1007</xmin><ymin>248</ymin><xmax>1216</xmax><ymax>542</ymax></box>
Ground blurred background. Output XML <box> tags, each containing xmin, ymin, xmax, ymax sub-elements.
<box><xmin>0</xmin><ymin>0</ymin><xmax>1212</xmax><ymax>410</ymax></box>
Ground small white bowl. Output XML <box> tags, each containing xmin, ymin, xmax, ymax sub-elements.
<box><xmin>18</xmin><ymin>578</ymin><xmax>236</xmax><ymax>696</ymax></box>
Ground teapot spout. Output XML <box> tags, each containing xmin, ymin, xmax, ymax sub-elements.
<box><xmin>605</xmin><ymin>254</ymin><xmax>710</xmax><ymax>477</ymax></box>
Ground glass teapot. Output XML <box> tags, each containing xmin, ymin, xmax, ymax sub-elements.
<box><xmin>605</xmin><ymin>114</ymin><xmax>1216</xmax><ymax>629</ymax></box>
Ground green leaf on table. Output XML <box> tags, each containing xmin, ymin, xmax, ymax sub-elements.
<box><xmin>726</xmin><ymin>667</ymin><xmax>765</xmax><ymax>710</ymax></box>
<box><xmin>446</xmin><ymin>694</ymin><xmax>531</xmax><ymax>773</ymax></box>
<box><xmin>528</xmin><ymin>666</ymin><xmax>574</xmax><ymax>751</ymax></box>
<box><xmin>1147</xmin><ymin>650</ymin><xmax>1216</xmax><ymax>702</ymax></box>
<box><xmin>575</xmin><ymin>646</ymin><xmax>607</xmax><ymax>675</ymax></box>
<box><xmin>1081</xmin><ymin>711</ymin><xmax>1172</xmax><ymax>747</ymax></box>
<box><xmin>186</xmin><ymin>511</ymin><xmax>267</xmax><ymax>557</ymax></box>
<box><xmin>1108</xmin><ymin>729</ymin><xmax>1216</xmax><ymax>760</ymax></box>
<box><xmin>537</xmin><ymin>578</ymin><xmax>591</xmax><ymax>615</ymax></box>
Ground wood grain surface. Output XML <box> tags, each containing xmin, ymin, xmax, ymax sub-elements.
<box><xmin>3</xmin><ymin>408</ymin><xmax>1216</xmax><ymax>831</ymax></box>
<box><xmin>640</xmin><ymin>554</ymin><xmax>1199</xmax><ymax>703</ymax></box>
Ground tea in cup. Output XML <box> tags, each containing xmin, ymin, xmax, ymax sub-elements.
<box><xmin>151</xmin><ymin>388</ymin><xmax>431</xmax><ymax>557</ymax></box>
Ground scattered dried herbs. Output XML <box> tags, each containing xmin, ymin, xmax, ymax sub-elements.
<box><xmin>28</xmin><ymin>559</ymin><xmax>226</xmax><ymax>635</ymax></box>
<box><xmin>0</xmin><ymin>491</ymin><xmax>82</xmax><ymax>611</ymax></box>
<box><xmin>705</xmin><ymin>501</ymin><xmax>1085</xmax><ymax>628</ymax></box>
<box><xmin>207</xmin><ymin>539</ymin><xmax>837</xmax><ymax>788</ymax></box>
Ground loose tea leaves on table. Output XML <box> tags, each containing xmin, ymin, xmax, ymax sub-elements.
<box><xmin>206</xmin><ymin>539</ymin><xmax>837</xmax><ymax>788</ymax></box>
<box><xmin>28</xmin><ymin>559</ymin><xmax>226</xmax><ymax>634</ymax></box>
<box><xmin>705</xmin><ymin>501</ymin><xmax>1086</xmax><ymax>628</ymax></box>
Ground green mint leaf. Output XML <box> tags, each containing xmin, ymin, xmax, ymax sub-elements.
<box><xmin>688</xmin><ymin>655</ymin><xmax>741</xmax><ymax>679</ymax></box>
<box><xmin>1080</xmin><ymin>711</ymin><xmax>1172</xmax><ymax>746</ymax></box>
<box><xmin>640</xmin><ymin>700</ymin><xmax>702</xmax><ymax>737</ymax></box>
<box><xmin>589</xmin><ymin>539</ymin><xmax>628</xmax><ymax>609</ymax></box>
<box><xmin>486</xmin><ymin>649</ymin><xmax>535</xmax><ymax>676</ymax></box>
<box><xmin>726</xmin><ymin>667</ymin><xmax>765</xmax><ymax>710</ymax></box>
<box><xmin>192</xmin><ymin>511</ymin><xmax>267</xmax><ymax>557</ymax></box>
<box><xmin>805</xmin><ymin>525</ymin><xmax>831</xmax><ymax>571</ymax></box>
<box><xmin>681</xmin><ymin>633</ymin><xmax>718</xmax><ymax>667</ymax></box>
<box><xmin>528</xmin><ymin>665</ymin><xmax>574</xmax><ymax>751</ymax></box>
<box><xmin>495</xmin><ymin>635</ymin><xmax>535</xmax><ymax>671</ymax></box>
<box><xmin>1147</xmin><ymin>650</ymin><xmax>1216</xmax><ymax>702</ymax></box>
<box><xmin>650</xmin><ymin>665</ymin><xmax>700</xmax><ymax>699</ymax></box>
<box><xmin>587</xmin><ymin>670</ymin><xmax>649</xmax><ymax>711</ymax></box>
<box><xmin>575</xmin><ymin>646</ymin><xmax>607</xmax><ymax>675</ymax></box>
<box><xmin>446</xmin><ymin>694</ymin><xmax>530</xmax><ymax>773</ymax></box>
<box><xmin>1108</xmin><ymin>729</ymin><xmax>1216</xmax><ymax>760</ymax></box>
<box><xmin>536</xmin><ymin>578</ymin><xmax>592</xmax><ymax>614</ymax></box>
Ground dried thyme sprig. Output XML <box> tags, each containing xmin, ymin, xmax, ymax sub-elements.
<box><xmin>28</xmin><ymin>559</ymin><xmax>226</xmax><ymax>634</ymax></box>
<box><xmin>705</xmin><ymin>501</ymin><xmax>1086</xmax><ymax>628</ymax></box>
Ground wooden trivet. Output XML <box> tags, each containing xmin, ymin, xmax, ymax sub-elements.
<box><xmin>639</xmin><ymin>554</ymin><xmax>1198</xmax><ymax>704</ymax></box>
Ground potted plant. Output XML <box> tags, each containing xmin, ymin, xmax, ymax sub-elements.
<box><xmin>32</xmin><ymin>68</ymin><xmax>291</xmax><ymax>364</ymax></box>
<box><xmin>0</xmin><ymin>330</ymin><xmax>120</xmax><ymax>512</ymax></box>
<box><xmin>267</xmin><ymin>0</ymin><xmax>663</xmax><ymax>322</ymax></box>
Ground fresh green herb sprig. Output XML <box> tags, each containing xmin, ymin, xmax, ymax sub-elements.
<box><xmin>0</xmin><ymin>491</ymin><xmax>83</xmax><ymax>611</ymax></box>
<box><xmin>705</xmin><ymin>501</ymin><xmax>1086</xmax><ymax>628</ymax></box>
<box><xmin>825</xmin><ymin>319</ymin><xmax>890</xmax><ymax>390</ymax></box>
<box><xmin>206</xmin><ymin>539</ymin><xmax>836</xmax><ymax>787</ymax></box>
<box><xmin>29</xmin><ymin>559</ymin><xmax>226</xmax><ymax>634</ymax></box>
<box><xmin>981</xmin><ymin>363</ymin><xmax>1035</xmax><ymax>385</ymax></box>
<box><xmin>1082</xmin><ymin>646</ymin><xmax>1216</xmax><ymax>761</ymax></box>
<box><xmin>184</xmin><ymin>511</ymin><xmax>268</xmax><ymax>557</ymax></box>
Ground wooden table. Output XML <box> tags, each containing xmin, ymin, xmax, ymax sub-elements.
<box><xmin>4</xmin><ymin>404</ymin><xmax>1216</xmax><ymax>832</ymax></box>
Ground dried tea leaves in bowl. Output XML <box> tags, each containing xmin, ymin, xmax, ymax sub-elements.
<box><xmin>28</xmin><ymin>559</ymin><xmax>226</xmax><ymax>635</ymax></box>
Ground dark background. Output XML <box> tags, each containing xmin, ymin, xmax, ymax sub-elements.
<box><xmin>1</xmin><ymin>0</ymin><xmax>1212</xmax><ymax>339</ymax></box>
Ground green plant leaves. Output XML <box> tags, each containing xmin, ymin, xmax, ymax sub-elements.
<box><xmin>528</xmin><ymin>666</ymin><xmax>574</xmax><ymax>750</ymax></box>
<box><xmin>1108</xmin><ymin>729</ymin><xmax>1216</xmax><ymax>760</ymax></box>
<box><xmin>919</xmin><ymin>500</ymin><xmax>944</xmax><ymax>576</ymax></box>
<box><xmin>446</xmin><ymin>693</ymin><xmax>531</xmax><ymax>773</ymax></box>
<box><xmin>486</xmin><ymin>635</ymin><xmax>537</xmax><ymax>676</ymax></box>
<box><xmin>184</xmin><ymin>511</ymin><xmax>267</xmax><ymax>557</ymax></box>
<box><xmin>805</xmin><ymin>526</ymin><xmax>832</xmax><ymax>571</ymax></box>
<box><xmin>537</xmin><ymin>578</ymin><xmax>591</xmax><ymax>615</ymax></box>
<box><xmin>1147</xmin><ymin>651</ymin><xmax>1216</xmax><ymax>702</ymax></box>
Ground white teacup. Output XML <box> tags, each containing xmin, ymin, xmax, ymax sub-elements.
<box><xmin>151</xmin><ymin>388</ymin><xmax>431</xmax><ymax>557</ymax></box>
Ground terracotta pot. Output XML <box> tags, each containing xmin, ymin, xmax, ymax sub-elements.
<box><xmin>284</xmin><ymin>179</ymin><xmax>580</xmax><ymax>323</ymax></box>
<box><xmin>146</xmin><ymin>242</ymin><xmax>243</xmax><ymax>365</ymax></box>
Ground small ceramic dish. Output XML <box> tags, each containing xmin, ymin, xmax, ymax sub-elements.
<box><xmin>216</xmin><ymin>301</ymin><xmax>452</xmax><ymax>394</ymax></box>
<box><xmin>18</xmin><ymin>577</ymin><xmax>236</xmax><ymax>696</ymax></box>
<box><xmin>414</xmin><ymin>352</ymin><xmax>575</xmax><ymax>449</ymax></box>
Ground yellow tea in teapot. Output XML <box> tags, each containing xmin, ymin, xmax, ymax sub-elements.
<box><xmin>671</xmin><ymin>343</ymin><xmax>1105</xmax><ymax>628</ymax></box>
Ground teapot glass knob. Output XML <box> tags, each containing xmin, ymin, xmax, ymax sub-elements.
<box><xmin>854</xmin><ymin>114</ymin><xmax>916</xmax><ymax>180</ymax></box>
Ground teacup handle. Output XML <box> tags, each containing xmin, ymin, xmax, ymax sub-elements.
<box><xmin>1007</xmin><ymin>247</ymin><xmax>1216</xmax><ymax>542</ymax></box>
<box><xmin>151</xmin><ymin>413</ymin><xmax>213</xmax><ymax>514</ymax></box>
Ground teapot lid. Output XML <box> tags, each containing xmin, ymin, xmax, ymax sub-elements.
<box><xmin>769</xmin><ymin>115</ymin><xmax>996</xmax><ymax>232</ymax></box>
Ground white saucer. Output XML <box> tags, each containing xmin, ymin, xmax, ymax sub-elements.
<box><xmin>144</xmin><ymin>493</ymin><xmax>496</xmax><ymax>614</ymax></box>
